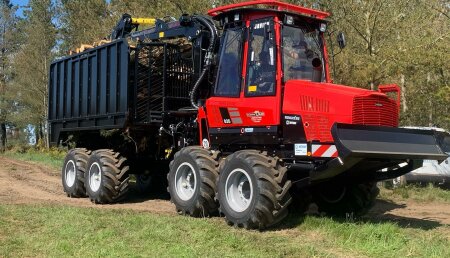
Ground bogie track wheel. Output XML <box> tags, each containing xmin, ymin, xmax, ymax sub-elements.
<box><xmin>217</xmin><ymin>150</ymin><xmax>292</xmax><ymax>229</ymax></box>
<box><xmin>313</xmin><ymin>182</ymin><xmax>379</xmax><ymax>217</ymax></box>
<box><xmin>62</xmin><ymin>148</ymin><xmax>91</xmax><ymax>197</ymax></box>
<box><xmin>168</xmin><ymin>146</ymin><xmax>220</xmax><ymax>217</ymax></box>
<box><xmin>85</xmin><ymin>149</ymin><xmax>130</xmax><ymax>204</ymax></box>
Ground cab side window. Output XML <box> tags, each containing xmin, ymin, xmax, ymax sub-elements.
<box><xmin>214</xmin><ymin>28</ymin><xmax>243</xmax><ymax>97</ymax></box>
<box><xmin>246</xmin><ymin>18</ymin><xmax>276</xmax><ymax>97</ymax></box>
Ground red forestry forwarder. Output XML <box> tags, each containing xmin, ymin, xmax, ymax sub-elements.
<box><xmin>48</xmin><ymin>0</ymin><xmax>449</xmax><ymax>229</ymax></box>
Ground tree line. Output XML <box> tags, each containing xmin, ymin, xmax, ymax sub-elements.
<box><xmin>0</xmin><ymin>0</ymin><xmax>448</xmax><ymax>151</ymax></box>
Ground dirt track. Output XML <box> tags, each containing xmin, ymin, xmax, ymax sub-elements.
<box><xmin>0</xmin><ymin>156</ymin><xmax>449</xmax><ymax>226</ymax></box>
<box><xmin>0</xmin><ymin>156</ymin><xmax>174</xmax><ymax>214</ymax></box>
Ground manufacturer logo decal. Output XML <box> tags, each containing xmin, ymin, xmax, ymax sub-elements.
<box><xmin>286</xmin><ymin>120</ymin><xmax>297</xmax><ymax>125</ymax></box>
<box><xmin>284</xmin><ymin>115</ymin><xmax>300</xmax><ymax>121</ymax></box>
<box><xmin>246</xmin><ymin>111</ymin><xmax>265</xmax><ymax>123</ymax></box>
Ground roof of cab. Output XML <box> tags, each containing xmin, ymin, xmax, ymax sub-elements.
<box><xmin>207</xmin><ymin>0</ymin><xmax>329</xmax><ymax>20</ymax></box>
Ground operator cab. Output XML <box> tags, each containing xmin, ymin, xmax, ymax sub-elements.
<box><xmin>203</xmin><ymin>1</ymin><xmax>330</xmax><ymax>149</ymax></box>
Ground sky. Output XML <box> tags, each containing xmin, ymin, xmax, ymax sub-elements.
<box><xmin>11</xmin><ymin>0</ymin><xmax>28</xmax><ymax>17</ymax></box>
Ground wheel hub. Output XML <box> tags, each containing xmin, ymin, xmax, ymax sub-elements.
<box><xmin>175</xmin><ymin>162</ymin><xmax>197</xmax><ymax>201</ymax></box>
<box><xmin>64</xmin><ymin>160</ymin><xmax>76</xmax><ymax>187</ymax></box>
<box><xmin>225</xmin><ymin>169</ymin><xmax>253</xmax><ymax>212</ymax></box>
<box><xmin>88</xmin><ymin>162</ymin><xmax>102</xmax><ymax>192</ymax></box>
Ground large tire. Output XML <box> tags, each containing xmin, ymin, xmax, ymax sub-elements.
<box><xmin>85</xmin><ymin>149</ymin><xmax>130</xmax><ymax>204</ymax></box>
<box><xmin>62</xmin><ymin>148</ymin><xmax>91</xmax><ymax>197</ymax></box>
<box><xmin>313</xmin><ymin>182</ymin><xmax>379</xmax><ymax>217</ymax></box>
<box><xmin>168</xmin><ymin>146</ymin><xmax>220</xmax><ymax>217</ymax></box>
<box><xmin>217</xmin><ymin>150</ymin><xmax>292</xmax><ymax>229</ymax></box>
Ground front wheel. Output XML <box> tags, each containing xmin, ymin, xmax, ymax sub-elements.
<box><xmin>217</xmin><ymin>150</ymin><xmax>292</xmax><ymax>229</ymax></box>
<box><xmin>168</xmin><ymin>146</ymin><xmax>220</xmax><ymax>217</ymax></box>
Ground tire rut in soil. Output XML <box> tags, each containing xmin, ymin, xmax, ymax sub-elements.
<box><xmin>4</xmin><ymin>160</ymin><xmax>62</xmax><ymax>196</ymax></box>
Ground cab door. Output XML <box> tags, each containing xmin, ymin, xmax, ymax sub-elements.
<box><xmin>206</xmin><ymin>17</ymin><xmax>281</xmax><ymax>130</ymax></box>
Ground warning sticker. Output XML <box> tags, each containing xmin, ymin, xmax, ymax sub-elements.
<box><xmin>294</xmin><ymin>144</ymin><xmax>307</xmax><ymax>156</ymax></box>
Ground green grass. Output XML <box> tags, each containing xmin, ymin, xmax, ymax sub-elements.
<box><xmin>1</xmin><ymin>148</ymin><xmax>66</xmax><ymax>169</ymax></box>
<box><xmin>0</xmin><ymin>204</ymin><xmax>448</xmax><ymax>258</ymax></box>
<box><xmin>380</xmin><ymin>184</ymin><xmax>450</xmax><ymax>203</ymax></box>
<box><xmin>0</xmin><ymin>153</ymin><xmax>449</xmax><ymax>257</ymax></box>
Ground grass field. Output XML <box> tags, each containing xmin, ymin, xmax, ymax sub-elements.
<box><xmin>380</xmin><ymin>184</ymin><xmax>450</xmax><ymax>203</ymax></box>
<box><xmin>0</xmin><ymin>204</ymin><xmax>449</xmax><ymax>258</ymax></box>
<box><xmin>1</xmin><ymin>150</ymin><xmax>449</xmax><ymax>257</ymax></box>
<box><xmin>2</xmin><ymin>148</ymin><xmax>66</xmax><ymax>169</ymax></box>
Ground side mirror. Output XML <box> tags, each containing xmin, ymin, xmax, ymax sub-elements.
<box><xmin>337</xmin><ymin>32</ymin><xmax>346</xmax><ymax>49</ymax></box>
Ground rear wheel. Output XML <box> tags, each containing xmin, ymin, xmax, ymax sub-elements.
<box><xmin>62</xmin><ymin>148</ymin><xmax>91</xmax><ymax>197</ymax></box>
<box><xmin>85</xmin><ymin>149</ymin><xmax>130</xmax><ymax>204</ymax></box>
<box><xmin>168</xmin><ymin>146</ymin><xmax>220</xmax><ymax>217</ymax></box>
<box><xmin>217</xmin><ymin>150</ymin><xmax>292</xmax><ymax>229</ymax></box>
<box><xmin>313</xmin><ymin>182</ymin><xmax>379</xmax><ymax>217</ymax></box>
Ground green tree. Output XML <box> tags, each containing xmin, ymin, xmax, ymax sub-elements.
<box><xmin>13</xmin><ymin>0</ymin><xmax>57</xmax><ymax>147</ymax></box>
<box><xmin>58</xmin><ymin>0</ymin><xmax>112</xmax><ymax>52</ymax></box>
<box><xmin>0</xmin><ymin>0</ymin><xmax>19</xmax><ymax>151</ymax></box>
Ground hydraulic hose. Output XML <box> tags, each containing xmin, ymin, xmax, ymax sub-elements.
<box><xmin>189</xmin><ymin>15</ymin><xmax>217</xmax><ymax>108</ymax></box>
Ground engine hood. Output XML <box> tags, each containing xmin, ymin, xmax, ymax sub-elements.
<box><xmin>282</xmin><ymin>80</ymin><xmax>399</xmax><ymax>142</ymax></box>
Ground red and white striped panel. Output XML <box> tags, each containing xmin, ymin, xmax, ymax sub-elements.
<box><xmin>312</xmin><ymin>144</ymin><xmax>338</xmax><ymax>158</ymax></box>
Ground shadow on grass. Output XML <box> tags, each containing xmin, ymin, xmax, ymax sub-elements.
<box><xmin>363</xmin><ymin>213</ymin><xmax>442</xmax><ymax>230</ymax></box>
<box><xmin>121</xmin><ymin>190</ymin><xmax>170</xmax><ymax>204</ymax></box>
<box><xmin>117</xmin><ymin>183</ymin><xmax>171</xmax><ymax>204</ymax></box>
<box><xmin>269</xmin><ymin>199</ymin><xmax>443</xmax><ymax>231</ymax></box>
<box><xmin>112</xmin><ymin>184</ymin><xmax>444</xmax><ymax>232</ymax></box>
<box><xmin>362</xmin><ymin>199</ymin><xmax>442</xmax><ymax>230</ymax></box>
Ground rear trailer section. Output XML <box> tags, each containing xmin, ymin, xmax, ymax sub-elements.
<box><xmin>48</xmin><ymin>40</ymin><xmax>130</xmax><ymax>145</ymax></box>
<box><xmin>48</xmin><ymin>39</ymin><xmax>197</xmax><ymax>146</ymax></box>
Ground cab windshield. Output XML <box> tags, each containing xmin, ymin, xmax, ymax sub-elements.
<box><xmin>282</xmin><ymin>25</ymin><xmax>325</xmax><ymax>82</ymax></box>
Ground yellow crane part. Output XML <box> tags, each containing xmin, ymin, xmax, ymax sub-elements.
<box><xmin>131</xmin><ymin>18</ymin><xmax>156</xmax><ymax>26</ymax></box>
